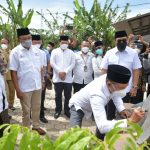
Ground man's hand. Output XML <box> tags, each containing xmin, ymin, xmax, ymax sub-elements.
<box><xmin>138</xmin><ymin>35</ymin><xmax>144</xmax><ymax>43</ymax></box>
<box><xmin>144</xmin><ymin>48</ymin><xmax>150</xmax><ymax>55</ymax></box>
<box><xmin>128</xmin><ymin>107</ymin><xmax>145</xmax><ymax>123</ymax></box>
<box><xmin>120</xmin><ymin>109</ymin><xmax>132</xmax><ymax>119</ymax></box>
<box><xmin>42</xmin><ymin>82</ymin><xmax>45</xmax><ymax>90</ymax></box>
<box><xmin>58</xmin><ymin>72</ymin><xmax>66</xmax><ymax>80</ymax></box>
<box><xmin>46</xmin><ymin>73</ymin><xmax>50</xmax><ymax>80</ymax></box>
<box><xmin>16</xmin><ymin>89</ymin><xmax>24</xmax><ymax>100</ymax></box>
<box><xmin>130</xmin><ymin>87</ymin><xmax>137</xmax><ymax>97</ymax></box>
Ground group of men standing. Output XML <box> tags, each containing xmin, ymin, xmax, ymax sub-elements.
<box><xmin>0</xmin><ymin>27</ymin><xmax>148</xmax><ymax>142</ymax></box>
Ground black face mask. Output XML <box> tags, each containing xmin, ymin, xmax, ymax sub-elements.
<box><xmin>117</xmin><ymin>41</ymin><xmax>127</xmax><ymax>52</ymax></box>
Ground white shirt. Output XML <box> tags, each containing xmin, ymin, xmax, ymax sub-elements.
<box><xmin>0</xmin><ymin>74</ymin><xmax>8</xmax><ymax>113</ymax></box>
<box><xmin>69</xmin><ymin>74</ymin><xmax>127</xmax><ymax>134</ymax></box>
<box><xmin>9</xmin><ymin>44</ymin><xmax>43</xmax><ymax>92</ymax></box>
<box><xmin>73</xmin><ymin>52</ymin><xmax>94</xmax><ymax>84</ymax></box>
<box><xmin>50</xmin><ymin>47</ymin><xmax>75</xmax><ymax>83</ymax></box>
<box><xmin>100</xmin><ymin>46</ymin><xmax>142</xmax><ymax>92</ymax></box>
<box><xmin>92</xmin><ymin>55</ymin><xmax>103</xmax><ymax>78</ymax></box>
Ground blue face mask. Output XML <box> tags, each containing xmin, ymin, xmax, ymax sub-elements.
<box><xmin>96</xmin><ymin>49</ymin><xmax>103</xmax><ymax>56</ymax></box>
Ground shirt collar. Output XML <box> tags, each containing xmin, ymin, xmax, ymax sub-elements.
<box><xmin>19</xmin><ymin>44</ymin><xmax>32</xmax><ymax>51</ymax></box>
<box><xmin>102</xmin><ymin>74</ymin><xmax>111</xmax><ymax>98</ymax></box>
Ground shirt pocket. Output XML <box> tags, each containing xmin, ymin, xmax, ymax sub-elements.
<box><xmin>33</xmin><ymin>54</ymin><xmax>42</xmax><ymax>70</ymax></box>
<box><xmin>122</xmin><ymin>58</ymin><xmax>133</xmax><ymax>69</ymax></box>
<box><xmin>19</xmin><ymin>56</ymin><xmax>31</xmax><ymax>71</ymax></box>
<box><xmin>108</xmin><ymin>57</ymin><xmax>118</xmax><ymax>65</ymax></box>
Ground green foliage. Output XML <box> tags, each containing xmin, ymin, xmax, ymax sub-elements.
<box><xmin>0</xmin><ymin>0</ymin><xmax>34</xmax><ymax>48</ymax></box>
<box><xmin>0</xmin><ymin>122</ymin><xmax>149</xmax><ymax>150</ymax></box>
<box><xmin>64</xmin><ymin>0</ymin><xmax>130</xmax><ymax>46</ymax></box>
<box><xmin>0</xmin><ymin>124</ymin><xmax>53</xmax><ymax>150</ymax></box>
<box><xmin>54</xmin><ymin>127</ymin><xmax>105</xmax><ymax>150</ymax></box>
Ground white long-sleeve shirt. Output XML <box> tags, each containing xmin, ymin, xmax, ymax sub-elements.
<box><xmin>50</xmin><ymin>48</ymin><xmax>75</xmax><ymax>83</ymax></box>
<box><xmin>69</xmin><ymin>74</ymin><xmax>127</xmax><ymax>134</ymax></box>
<box><xmin>92</xmin><ymin>55</ymin><xmax>103</xmax><ymax>78</ymax></box>
<box><xmin>73</xmin><ymin>52</ymin><xmax>94</xmax><ymax>84</ymax></box>
<box><xmin>0</xmin><ymin>74</ymin><xmax>8</xmax><ymax>113</ymax></box>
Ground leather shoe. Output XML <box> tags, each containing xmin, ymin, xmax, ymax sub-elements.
<box><xmin>40</xmin><ymin>117</ymin><xmax>48</xmax><ymax>123</ymax></box>
<box><xmin>54</xmin><ymin>112</ymin><xmax>61</xmax><ymax>119</ymax></box>
<box><xmin>32</xmin><ymin>127</ymin><xmax>46</xmax><ymax>135</ymax></box>
<box><xmin>43</xmin><ymin>107</ymin><xmax>47</xmax><ymax>111</ymax></box>
<box><xmin>64</xmin><ymin>111</ymin><xmax>70</xmax><ymax>118</ymax></box>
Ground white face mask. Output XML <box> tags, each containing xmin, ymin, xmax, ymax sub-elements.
<box><xmin>21</xmin><ymin>39</ymin><xmax>32</xmax><ymax>49</ymax></box>
<box><xmin>60</xmin><ymin>44</ymin><xmax>68</xmax><ymax>50</ymax></box>
<box><xmin>1</xmin><ymin>44</ymin><xmax>8</xmax><ymax>50</ymax></box>
<box><xmin>34</xmin><ymin>44</ymin><xmax>41</xmax><ymax>49</ymax></box>
<box><xmin>110</xmin><ymin>83</ymin><xmax>126</xmax><ymax>98</ymax></box>
<box><xmin>134</xmin><ymin>48</ymin><xmax>141</xmax><ymax>54</ymax></box>
<box><xmin>112</xmin><ymin>89</ymin><xmax>126</xmax><ymax>98</ymax></box>
<box><xmin>82</xmin><ymin>47</ymin><xmax>89</xmax><ymax>53</ymax></box>
<box><xmin>47</xmin><ymin>46</ymin><xmax>52</xmax><ymax>51</ymax></box>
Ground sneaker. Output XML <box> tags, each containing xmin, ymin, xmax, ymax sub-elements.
<box><xmin>32</xmin><ymin>127</ymin><xmax>46</xmax><ymax>135</ymax></box>
<box><xmin>40</xmin><ymin>117</ymin><xmax>48</xmax><ymax>123</ymax></box>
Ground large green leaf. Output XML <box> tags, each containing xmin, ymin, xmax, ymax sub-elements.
<box><xmin>0</xmin><ymin>125</ymin><xmax>20</xmax><ymax>150</ymax></box>
<box><xmin>69</xmin><ymin>136</ymin><xmax>92</xmax><ymax>150</ymax></box>
<box><xmin>55</xmin><ymin>130</ymin><xmax>86</xmax><ymax>150</ymax></box>
<box><xmin>23</xmin><ymin>9</ymin><xmax>34</xmax><ymax>27</ymax></box>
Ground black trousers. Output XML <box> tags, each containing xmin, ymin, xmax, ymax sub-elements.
<box><xmin>73</xmin><ymin>82</ymin><xmax>87</xmax><ymax>93</ymax></box>
<box><xmin>54</xmin><ymin>82</ymin><xmax>72</xmax><ymax>113</ymax></box>
<box><xmin>0</xmin><ymin>109</ymin><xmax>10</xmax><ymax>137</ymax></box>
<box><xmin>147</xmin><ymin>84</ymin><xmax>150</xmax><ymax>97</ymax></box>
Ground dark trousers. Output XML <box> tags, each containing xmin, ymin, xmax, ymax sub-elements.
<box><xmin>73</xmin><ymin>82</ymin><xmax>87</xmax><ymax>93</ymax></box>
<box><xmin>70</xmin><ymin>105</ymin><xmax>84</xmax><ymax>127</ymax></box>
<box><xmin>147</xmin><ymin>84</ymin><xmax>150</xmax><ymax>97</ymax></box>
<box><xmin>95</xmin><ymin>128</ymin><xmax>105</xmax><ymax>140</ymax></box>
<box><xmin>40</xmin><ymin>77</ymin><xmax>47</xmax><ymax>118</ymax></box>
<box><xmin>70</xmin><ymin>105</ymin><xmax>105</xmax><ymax>140</ymax></box>
<box><xmin>123</xmin><ymin>91</ymin><xmax>143</xmax><ymax>104</ymax></box>
<box><xmin>0</xmin><ymin>109</ymin><xmax>10</xmax><ymax>137</ymax></box>
<box><xmin>54</xmin><ymin>82</ymin><xmax>72</xmax><ymax>113</ymax></box>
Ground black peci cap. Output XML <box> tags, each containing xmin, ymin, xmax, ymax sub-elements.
<box><xmin>115</xmin><ymin>31</ymin><xmax>127</xmax><ymax>39</ymax></box>
<box><xmin>32</xmin><ymin>35</ymin><xmax>41</xmax><ymax>41</ymax></box>
<box><xmin>60</xmin><ymin>35</ymin><xmax>69</xmax><ymax>41</ymax></box>
<box><xmin>17</xmin><ymin>28</ymin><xmax>30</xmax><ymax>37</ymax></box>
<box><xmin>107</xmin><ymin>64</ymin><xmax>131</xmax><ymax>84</ymax></box>
<box><xmin>94</xmin><ymin>41</ymin><xmax>103</xmax><ymax>47</ymax></box>
<box><xmin>48</xmin><ymin>42</ymin><xmax>55</xmax><ymax>47</ymax></box>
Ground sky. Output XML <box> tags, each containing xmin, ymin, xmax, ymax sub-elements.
<box><xmin>0</xmin><ymin>0</ymin><xmax>150</xmax><ymax>29</ymax></box>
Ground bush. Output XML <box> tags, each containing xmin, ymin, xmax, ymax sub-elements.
<box><xmin>0</xmin><ymin>122</ymin><xmax>149</xmax><ymax>150</ymax></box>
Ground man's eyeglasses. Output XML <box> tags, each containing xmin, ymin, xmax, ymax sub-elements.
<box><xmin>116</xmin><ymin>39</ymin><xmax>127</xmax><ymax>43</ymax></box>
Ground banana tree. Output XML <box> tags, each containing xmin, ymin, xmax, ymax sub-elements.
<box><xmin>0</xmin><ymin>0</ymin><xmax>34</xmax><ymax>48</ymax></box>
<box><xmin>64</xmin><ymin>0</ymin><xmax>130</xmax><ymax>47</ymax></box>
